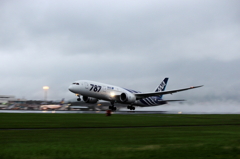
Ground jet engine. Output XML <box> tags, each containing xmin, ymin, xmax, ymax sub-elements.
<box><xmin>119</xmin><ymin>93</ymin><xmax>136</xmax><ymax>103</ymax></box>
<box><xmin>82</xmin><ymin>96</ymin><xmax>98</xmax><ymax>103</ymax></box>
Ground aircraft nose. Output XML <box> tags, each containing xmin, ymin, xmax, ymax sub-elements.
<box><xmin>68</xmin><ymin>85</ymin><xmax>73</xmax><ymax>92</ymax></box>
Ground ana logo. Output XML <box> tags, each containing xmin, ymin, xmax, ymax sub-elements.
<box><xmin>107</xmin><ymin>86</ymin><xmax>114</xmax><ymax>90</ymax></box>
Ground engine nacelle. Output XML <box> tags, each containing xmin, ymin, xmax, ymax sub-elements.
<box><xmin>119</xmin><ymin>93</ymin><xmax>136</xmax><ymax>103</ymax></box>
<box><xmin>82</xmin><ymin>96</ymin><xmax>98</xmax><ymax>103</ymax></box>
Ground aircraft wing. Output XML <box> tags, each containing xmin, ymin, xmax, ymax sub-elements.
<box><xmin>134</xmin><ymin>85</ymin><xmax>203</xmax><ymax>99</ymax></box>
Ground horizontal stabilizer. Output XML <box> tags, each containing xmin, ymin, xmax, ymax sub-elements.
<box><xmin>162</xmin><ymin>99</ymin><xmax>185</xmax><ymax>102</ymax></box>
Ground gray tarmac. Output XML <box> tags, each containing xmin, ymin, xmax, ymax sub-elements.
<box><xmin>0</xmin><ymin>110</ymin><xmax>240</xmax><ymax>114</ymax></box>
<box><xmin>0</xmin><ymin>110</ymin><xmax>169</xmax><ymax>114</ymax></box>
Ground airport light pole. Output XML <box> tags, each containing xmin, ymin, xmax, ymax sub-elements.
<box><xmin>43</xmin><ymin>86</ymin><xmax>49</xmax><ymax>101</ymax></box>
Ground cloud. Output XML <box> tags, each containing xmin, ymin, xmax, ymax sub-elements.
<box><xmin>0</xmin><ymin>0</ymin><xmax>239</xmax><ymax>103</ymax></box>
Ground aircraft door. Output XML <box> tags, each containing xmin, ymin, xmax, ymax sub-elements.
<box><xmin>103</xmin><ymin>86</ymin><xmax>106</xmax><ymax>92</ymax></box>
<box><xmin>84</xmin><ymin>82</ymin><xmax>89</xmax><ymax>89</ymax></box>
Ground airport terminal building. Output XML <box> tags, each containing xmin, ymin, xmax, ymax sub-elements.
<box><xmin>0</xmin><ymin>95</ymin><xmax>15</xmax><ymax>103</ymax></box>
<box><xmin>0</xmin><ymin>95</ymin><xmax>27</xmax><ymax>109</ymax></box>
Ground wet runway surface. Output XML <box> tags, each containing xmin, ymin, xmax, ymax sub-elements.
<box><xmin>0</xmin><ymin>110</ymin><xmax>240</xmax><ymax>114</ymax></box>
<box><xmin>0</xmin><ymin>110</ymin><xmax>170</xmax><ymax>114</ymax></box>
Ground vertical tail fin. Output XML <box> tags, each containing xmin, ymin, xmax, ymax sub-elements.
<box><xmin>154</xmin><ymin>78</ymin><xmax>169</xmax><ymax>98</ymax></box>
<box><xmin>60</xmin><ymin>98</ymin><xmax>64</xmax><ymax>105</ymax></box>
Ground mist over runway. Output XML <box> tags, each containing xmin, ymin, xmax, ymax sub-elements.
<box><xmin>134</xmin><ymin>102</ymin><xmax>240</xmax><ymax>114</ymax></box>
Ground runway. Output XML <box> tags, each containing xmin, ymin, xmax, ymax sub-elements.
<box><xmin>1</xmin><ymin>109</ymin><xmax>240</xmax><ymax>114</ymax></box>
<box><xmin>0</xmin><ymin>110</ymin><xmax>169</xmax><ymax>114</ymax></box>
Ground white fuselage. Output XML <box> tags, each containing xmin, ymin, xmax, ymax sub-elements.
<box><xmin>40</xmin><ymin>105</ymin><xmax>61</xmax><ymax>110</ymax></box>
<box><xmin>68</xmin><ymin>78</ymin><xmax>202</xmax><ymax>109</ymax></box>
<box><xmin>68</xmin><ymin>80</ymin><xmax>153</xmax><ymax>106</ymax></box>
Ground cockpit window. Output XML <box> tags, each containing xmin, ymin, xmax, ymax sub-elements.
<box><xmin>72</xmin><ymin>83</ymin><xmax>79</xmax><ymax>85</ymax></box>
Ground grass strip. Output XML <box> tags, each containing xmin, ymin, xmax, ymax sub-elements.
<box><xmin>1</xmin><ymin>126</ymin><xmax>240</xmax><ymax>159</ymax></box>
<box><xmin>1</xmin><ymin>113</ymin><xmax>240</xmax><ymax>158</ymax></box>
<box><xmin>1</xmin><ymin>113</ymin><xmax>240</xmax><ymax>129</ymax></box>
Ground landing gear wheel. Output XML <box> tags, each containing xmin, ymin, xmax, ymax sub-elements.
<box><xmin>77</xmin><ymin>98</ymin><xmax>81</xmax><ymax>101</ymax></box>
<box><xmin>128</xmin><ymin>106</ymin><xmax>135</xmax><ymax>110</ymax></box>
<box><xmin>127</xmin><ymin>105</ymin><xmax>135</xmax><ymax>110</ymax></box>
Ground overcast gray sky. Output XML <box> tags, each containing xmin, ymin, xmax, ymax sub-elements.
<box><xmin>1</xmin><ymin>0</ymin><xmax>240</xmax><ymax>102</ymax></box>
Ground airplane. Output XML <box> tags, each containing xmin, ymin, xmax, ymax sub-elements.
<box><xmin>40</xmin><ymin>98</ymin><xmax>65</xmax><ymax>110</ymax></box>
<box><xmin>68</xmin><ymin>78</ymin><xmax>203</xmax><ymax>111</ymax></box>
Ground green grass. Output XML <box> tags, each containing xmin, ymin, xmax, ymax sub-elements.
<box><xmin>1</xmin><ymin>113</ymin><xmax>240</xmax><ymax>129</ymax></box>
<box><xmin>1</xmin><ymin>113</ymin><xmax>240</xmax><ymax>159</ymax></box>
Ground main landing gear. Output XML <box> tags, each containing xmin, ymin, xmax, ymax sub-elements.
<box><xmin>109</xmin><ymin>106</ymin><xmax>117</xmax><ymax>111</ymax></box>
<box><xmin>127</xmin><ymin>105</ymin><xmax>135</xmax><ymax>110</ymax></box>
<box><xmin>109</xmin><ymin>101</ymin><xmax>117</xmax><ymax>111</ymax></box>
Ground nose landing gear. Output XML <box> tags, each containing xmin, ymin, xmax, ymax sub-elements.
<box><xmin>76</xmin><ymin>94</ymin><xmax>81</xmax><ymax>101</ymax></box>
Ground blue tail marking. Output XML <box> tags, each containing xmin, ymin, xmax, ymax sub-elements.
<box><xmin>154</xmin><ymin>77</ymin><xmax>169</xmax><ymax>99</ymax></box>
